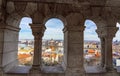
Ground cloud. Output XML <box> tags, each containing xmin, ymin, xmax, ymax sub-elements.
<box><xmin>113</xmin><ymin>23</ymin><xmax>120</xmax><ymax>41</ymax></box>
<box><xmin>84</xmin><ymin>20</ymin><xmax>99</xmax><ymax>41</ymax></box>
<box><xmin>84</xmin><ymin>34</ymin><xmax>100</xmax><ymax>41</ymax></box>
<box><xmin>43</xmin><ymin>18</ymin><xmax>64</xmax><ymax>40</ymax></box>
<box><xmin>116</xmin><ymin>22</ymin><xmax>120</xmax><ymax>27</ymax></box>
<box><xmin>43</xmin><ymin>34</ymin><xmax>63</xmax><ymax>40</ymax></box>
<box><xmin>113</xmin><ymin>30</ymin><xmax>120</xmax><ymax>41</ymax></box>
<box><xmin>19</xmin><ymin>17</ymin><xmax>33</xmax><ymax>39</ymax></box>
<box><xmin>45</xmin><ymin>28</ymin><xmax>63</xmax><ymax>34</ymax></box>
<box><xmin>85</xmin><ymin>20</ymin><xmax>97</xmax><ymax>30</ymax></box>
<box><xmin>21</xmin><ymin>18</ymin><xmax>120</xmax><ymax>42</ymax></box>
<box><xmin>19</xmin><ymin>18</ymin><xmax>64</xmax><ymax>40</ymax></box>
<box><xmin>20</xmin><ymin>24</ymin><xmax>31</xmax><ymax>29</ymax></box>
<box><xmin>19</xmin><ymin>32</ymin><xmax>34</xmax><ymax>39</ymax></box>
<box><xmin>45</xmin><ymin>18</ymin><xmax>64</xmax><ymax>29</ymax></box>
<box><xmin>20</xmin><ymin>17</ymin><xmax>32</xmax><ymax>25</ymax></box>
<box><xmin>19</xmin><ymin>24</ymin><xmax>32</xmax><ymax>32</ymax></box>
<box><xmin>43</xmin><ymin>27</ymin><xmax>63</xmax><ymax>40</ymax></box>
<box><xmin>19</xmin><ymin>17</ymin><xmax>32</xmax><ymax>33</ymax></box>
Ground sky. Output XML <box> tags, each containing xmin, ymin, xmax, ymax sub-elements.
<box><xmin>113</xmin><ymin>23</ymin><xmax>120</xmax><ymax>41</ymax></box>
<box><xmin>84</xmin><ymin>20</ymin><xmax>99</xmax><ymax>41</ymax></box>
<box><xmin>19</xmin><ymin>17</ymin><xmax>120</xmax><ymax>41</ymax></box>
<box><xmin>19</xmin><ymin>17</ymin><xmax>64</xmax><ymax>40</ymax></box>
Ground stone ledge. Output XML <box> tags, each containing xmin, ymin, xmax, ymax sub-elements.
<box><xmin>5</xmin><ymin>65</ymin><xmax>31</xmax><ymax>74</ymax></box>
<box><xmin>5</xmin><ymin>65</ymin><xmax>65</xmax><ymax>74</ymax></box>
<box><xmin>84</xmin><ymin>65</ymin><xmax>106</xmax><ymax>73</ymax></box>
<box><xmin>41</xmin><ymin>65</ymin><xmax>65</xmax><ymax>73</ymax></box>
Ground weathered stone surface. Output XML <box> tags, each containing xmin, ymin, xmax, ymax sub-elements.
<box><xmin>0</xmin><ymin>0</ymin><xmax>120</xmax><ymax>76</ymax></box>
<box><xmin>6</xmin><ymin>2</ymin><xmax>15</xmax><ymax>14</ymax></box>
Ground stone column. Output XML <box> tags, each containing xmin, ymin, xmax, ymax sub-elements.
<box><xmin>104</xmin><ymin>27</ymin><xmax>118</xmax><ymax>71</ymax></box>
<box><xmin>29</xmin><ymin>24</ymin><xmax>46</xmax><ymax>74</ymax></box>
<box><xmin>105</xmin><ymin>36</ymin><xmax>113</xmax><ymax>71</ymax></box>
<box><xmin>64</xmin><ymin>26</ymin><xmax>85</xmax><ymax>76</ymax></box>
<box><xmin>100</xmin><ymin>37</ymin><xmax>105</xmax><ymax>68</ymax></box>
<box><xmin>96</xmin><ymin>26</ymin><xmax>118</xmax><ymax>72</ymax></box>
<box><xmin>96</xmin><ymin>29</ymin><xmax>106</xmax><ymax>69</ymax></box>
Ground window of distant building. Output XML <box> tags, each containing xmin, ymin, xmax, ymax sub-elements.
<box><xmin>84</xmin><ymin>20</ymin><xmax>101</xmax><ymax>68</ymax></box>
<box><xmin>112</xmin><ymin>22</ymin><xmax>120</xmax><ymax>68</ymax></box>
<box><xmin>42</xmin><ymin>18</ymin><xmax>64</xmax><ymax>71</ymax></box>
<box><xmin>18</xmin><ymin>17</ymin><xmax>34</xmax><ymax>66</ymax></box>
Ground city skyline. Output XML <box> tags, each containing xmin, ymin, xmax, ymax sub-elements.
<box><xmin>19</xmin><ymin>17</ymin><xmax>120</xmax><ymax>41</ymax></box>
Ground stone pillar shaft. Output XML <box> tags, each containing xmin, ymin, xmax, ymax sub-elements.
<box><xmin>29</xmin><ymin>24</ymin><xmax>46</xmax><ymax>69</ymax></box>
<box><xmin>100</xmin><ymin>37</ymin><xmax>105</xmax><ymax>67</ymax></box>
<box><xmin>104</xmin><ymin>27</ymin><xmax>118</xmax><ymax>71</ymax></box>
<box><xmin>64</xmin><ymin>26</ymin><xmax>85</xmax><ymax>76</ymax></box>
<box><xmin>33</xmin><ymin>35</ymin><xmax>42</xmax><ymax>66</ymax></box>
<box><xmin>105</xmin><ymin>37</ymin><xmax>113</xmax><ymax>70</ymax></box>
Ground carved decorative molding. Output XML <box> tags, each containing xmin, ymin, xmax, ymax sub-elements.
<box><xmin>29</xmin><ymin>24</ymin><xmax>46</xmax><ymax>36</ymax></box>
<box><xmin>14</xmin><ymin>2</ymin><xmax>27</xmax><ymax>13</ymax></box>
<box><xmin>0</xmin><ymin>22</ymin><xmax>20</xmax><ymax>32</ymax></box>
<box><xmin>63</xmin><ymin>26</ymin><xmax>85</xmax><ymax>32</ymax></box>
<box><xmin>96</xmin><ymin>27</ymin><xmax>118</xmax><ymax>38</ymax></box>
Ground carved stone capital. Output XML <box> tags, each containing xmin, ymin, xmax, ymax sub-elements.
<box><xmin>106</xmin><ymin>27</ymin><xmax>118</xmax><ymax>36</ymax></box>
<box><xmin>29</xmin><ymin>24</ymin><xmax>46</xmax><ymax>37</ymax></box>
<box><xmin>96</xmin><ymin>28</ymin><xmax>105</xmax><ymax>38</ymax></box>
<box><xmin>63</xmin><ymin>26</ymin><xmax>85</xmax><ymax>33</ymax></box>
<box><xmin>96</xmin><ymin>27</ymin><xmax>118</xmax><ymax>38</ymax></box>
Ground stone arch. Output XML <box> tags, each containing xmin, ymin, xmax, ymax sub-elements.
<box><xmin>84</xmin><ymin>19</ymin><xmax>101</xmax><ymax>68</ymax></box>
<box><xmin>18</xmin><ymin>17</ymin><xmax>33</xmax><ymax>66</ymax></box>
<box><xmin>6</xmin><ymin>12</ymin><xmax>32</xmax><ymax>28</ymax></box>
<box><xmin>85</xmin><ymin>18</ymin><xmax>106</xmax><ymax>69</ymax></box>
<box><xmin>2</xmin><ymin>11</ymin><xmax>33</xmax><ymax>72</ymax></box>
<box><xmin>6</xmin><ymin>13</ymin><xmax>21</xmax><ymax>27</ymax></box>
<box><xmin>42</xmin><ymin>16</ymin><xmax>65</xmax><ymax>72</ymax></box>
<box><xmin>43</xmin><ymin>14</ymin><xmax>67</xmax><ymax>26</ymax></box>
<box><xmin>112</xmin><ymin>22</ymin><xmax>120</xmax><ymax>67</ymax></box>
<box><xmin>43</xmin><ymin>18</ymin><xmax>64</xmax><ymax>40</ymax></box>
<box><xmin>88</xmin><ymin>17</ymin><xmax>118</xmax><ymax>71</ymax></box>
<box><xmin>88</xmin><ymin>17</ymin><xmax>107</xmax><ymax>28</ymax></box>
<box><xmin>84</xmin><ymin>19</ymin><xmax>99</xmax><ymax>40</ymax></box>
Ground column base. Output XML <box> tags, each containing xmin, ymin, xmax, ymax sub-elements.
<box><xmin>28</xmin><ymin>65</ymin><xmax>41</xmax><ymax>76</ymax></box>
<box><xmin>31</xmin><ymin>65</ymin><xmax>41</xmax><ymax>70</ymax></box>
<box><xmin>96</xmin><ymin>65</ymin><xmax>106</xmax><ymax>72</ymax></box>
<box><xmin>65</xmin><ymin>68</ymin><xmax>85</xmax><ymax>76</ymax></box>
<box><xmin>105</xmin><ymin>66</ymin><xmax>116</xmax><ymax>72</ymax></box>
<box><xmin>104</xmin><ymin>70</ymin><xmax>118</xmax><ymax>76</ymax></box>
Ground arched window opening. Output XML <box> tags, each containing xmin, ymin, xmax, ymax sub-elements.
<box><xmin>84</xmin><ymin>20</ymin><xmax>101</xmax><ymax>68</ymax></box>
<box><xmin>18</xmin><ymin>17</ymin><xmax>34</xmax><ymax>66</ymax></box>
<box><xmin>112</xmin><ymin>22</ymin><xmax>120</xmax><ymax>68</ymax></box>
<box><xmin>42</xmin><ymin>18</ymin><xmax>64</xmax><ymax>72</ymax></box>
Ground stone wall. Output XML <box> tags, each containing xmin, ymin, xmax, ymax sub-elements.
<box><xmin>0</xmin><ymin>25</ymin><xmax>20</xmax><ymax>73</ymax></box>
<box><xmin>1</xmin><ymin>0</ymin><xmax>120</xmax><ymax>76</ymax></box>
